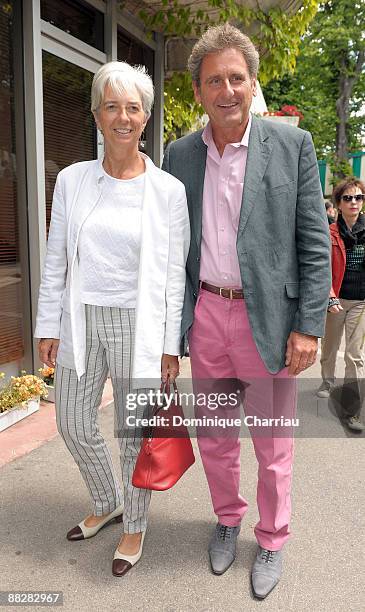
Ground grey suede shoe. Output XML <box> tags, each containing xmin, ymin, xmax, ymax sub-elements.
<box><xmin>251</xmin><ymin>547</ymin><xmax>283</xmax><ymax>599</ymax></box>
<box><xmin>208</xmin><ymin>523</ymin><xmax>240</xmax><ymax>575</ymax></box>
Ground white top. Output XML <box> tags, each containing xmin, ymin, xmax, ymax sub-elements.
<box><xmin>78</xmin><ymin>169</ymin><xmax>145</xmax><ymax>308</ymax></box>
<box><xmin>34</xmin><ymin>156</ymin><xmax>190</xmax><ymax>381</ymax></box>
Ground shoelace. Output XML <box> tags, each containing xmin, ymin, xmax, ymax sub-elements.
<box><xmin>218</xmin><ymin>525</ymin><xmax>235</xmax><ymax>541</ymax></box>
<box><xmin>261</xmin><ymin>549</ymin><xmax>275</xmax><ymax>563</ymax></box>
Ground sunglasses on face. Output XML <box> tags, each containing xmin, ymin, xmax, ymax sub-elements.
<box><xmin>341</xmin><ymin>194</ymin><xmax>365</xmax><ymax>202</ymax></box>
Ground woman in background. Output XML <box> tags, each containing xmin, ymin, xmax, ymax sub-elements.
<box><xmin>317</xmin><ymin>177</ymin><xmax>365</xmax><ymax>432</ymax></box>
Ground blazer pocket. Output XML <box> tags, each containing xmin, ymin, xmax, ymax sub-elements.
<box><xmin>285</xmin><ymin>282</ymin><xmax>299</xmax><ymax>298</ymax></box>
<box><xmin>266</xmin><ymin>180</ymin><xmax>296</xmax><ymax>199</ymax></box>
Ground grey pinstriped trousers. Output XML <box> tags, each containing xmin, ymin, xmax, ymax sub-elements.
<box><xmin>55</xmin><ymin>304</ymin><xmax>151</xmax><ymax>534</ymax></box>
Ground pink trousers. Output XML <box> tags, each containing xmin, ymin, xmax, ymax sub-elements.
<box><xmin>188</xmin><ymin>288</ymin><xmax>297</xmax><ymax>550</ymax></box>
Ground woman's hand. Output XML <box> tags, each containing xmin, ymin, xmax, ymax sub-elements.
<box><xmin>328</xmin><ymin>304</ymin><xmax>343</xmax><ymax>314</ymax></box>
<box><xmin>328</xmin><ymin>297</ymin><xmax>343</xmax><ymax>314</ymax></box>
<box><xmin>38</xmin><ymin>338</ymin><xmax>60</xmax><ymax>368</ymax></box>
<box><xmin>161</xmin><ymin>354</ymin><xmax>179</xmax><ymax>383</ymax></box>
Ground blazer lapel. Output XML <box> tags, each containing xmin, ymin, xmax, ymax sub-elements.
<box><xmin>140</xmin><ymin>157</ymin><xmax>169</xmax><ymax>259</ymax></box>
<box><xmin>237</xmin><ymin>116</ymin><xmax>273</xmax><ymax>238</ymax></box>
<box><xmin>190</xmin><ymin>133</ymin><xmax>207</xmax><ymax>248</ymax></box>
<box><xmin>68</xmin><ymin>167</ymin><xmax>102</xmax><ymax>260</ymax></box>
<box><xmin>136</xmin><ymin>155</ymin><xmax>168</xmax><ymax>307</ymax></box>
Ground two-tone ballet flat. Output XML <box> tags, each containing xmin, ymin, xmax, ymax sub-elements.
<box><xmin>112</xmin><ymin>531</ymin><xmax>146</xmax><ymax>577</ymax></box>
<box><xmin>66</xmin><ymin>504</ymin><xmax>124</xmax><ymax>541</ymax></box>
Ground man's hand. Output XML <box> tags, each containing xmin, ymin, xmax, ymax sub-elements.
<box><xmin>38</xmin><ymin>338</ymin><xmax>59</xmax><ymax>368</ymax></box>
<box><xmin>285</xmin><ymin>331</ymin><xmax>318</xmax><ymax>376</ymax></box>
<box><xmin>161</xmin><ymin>354</ymin><xmax>179</xmax><ymax>383</ymax></box>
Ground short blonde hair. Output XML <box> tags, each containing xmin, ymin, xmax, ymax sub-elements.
<box><xmin>188</xmin><ymin>23</ymin><xmax>259</xmax><ymax>85</ymax></box>
<box><xmin>91</xmin><ymin>61</ymin><xmax>154</xmax><ymax>117</ymax></box>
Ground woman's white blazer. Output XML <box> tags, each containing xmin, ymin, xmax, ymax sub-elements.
<box><xmin>34</xmin><ymin>155</ymin><xmax>190</xmax><ymax>385</ymax></box>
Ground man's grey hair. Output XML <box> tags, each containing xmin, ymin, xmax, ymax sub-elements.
<box><xmin>91</xmin><ymin>61</ymin><xmax>154</xmax><ymax>117</ymax></box>
<box><xmin>188</xmin><ymin>23</ymin><xmax>260</xmax><ymax>85</ymax></box>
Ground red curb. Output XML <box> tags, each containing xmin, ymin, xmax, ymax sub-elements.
<box><xmin>0</xmin><ymin>379</ymin><xmax>114</xmax><ymax>468</ymax></box>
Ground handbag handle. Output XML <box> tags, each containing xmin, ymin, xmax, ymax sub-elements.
<box><xmin>161</xmin><ymin>377</ymin><xmax>178</xmax><ymax>397</ymax></box>
<box><xmin>143</xmin><ymin>379</ymin><xmax>179</xmax><ymax>442</ymax></box>
<box><xmin>143</xmin><ymin>377</ymin><xmax>178</xmax><ymax>444</ymax></box>
<box><xmin>151</xmin><ymin>377</ymin><xmax>178</xmax><ymax>417</ymax></box>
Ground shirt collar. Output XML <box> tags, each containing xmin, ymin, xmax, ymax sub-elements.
<box><xmin>202</xmin><ymin>113</ymin><xmax>252</xmax><ymax>149</ymax></box>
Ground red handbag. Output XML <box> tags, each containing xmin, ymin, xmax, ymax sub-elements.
<box><xmin>132</xmin><ymin>381</ymin><xmax>195</xmax><ymax>491</ymax></box>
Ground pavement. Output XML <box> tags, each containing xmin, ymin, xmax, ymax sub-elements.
<box><xmin>1</xmin><ymin>345</ymin><xmax>364</xmax><ymax>612</ymax></box>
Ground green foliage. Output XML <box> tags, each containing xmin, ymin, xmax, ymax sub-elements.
<box><xmin>263</xmin><ymin>0</ymin><xmax>365</xmax><ymax>166</ymax></box>
<box><xmin>163</xmin><ymin>72</ymin><xmax>204</xmax><ymax>143</ymax></box>
<box><xmin>327</xmin><ymin>154</ymin><xmax>354</xmax><ymax>184</ymax></box>
<box><xmin>253</xmin><ymin>0</ymin><xmax>319</xmax><ymax>84</ymax></box>
<box><xmin>140</xmin><ymin>1</ymin><xmax>319</xmax><ymax>84</ymax></box>
<box><xmin>263</xmin><ymin>56</ymin><xmax>338</xmax><ymax>157</ymax></box>
<box><xmin>135</xmin><ymin>0</ymin><xmax>321</xmax><ymax>141</ymax></box>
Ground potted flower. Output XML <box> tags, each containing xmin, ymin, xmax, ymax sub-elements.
<box><xmin>38</xmin><ymin>366</ymin><xmax>55</xmax><ymax>403</ymax></box>
<box><xmin>0</xmin><ymin>371</ymin><xmax>47</xmax><ymax>432</ymax></box>
<box><xmin>262</xmin><ymin>105</ymin><xmax>304</xmax><ymax>127</ymax></box>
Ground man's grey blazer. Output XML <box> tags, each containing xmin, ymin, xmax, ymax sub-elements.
<box><xmin>162</xmin><ymin>115</ymin><xmax>331</xmax><ymax>373</ymax></box>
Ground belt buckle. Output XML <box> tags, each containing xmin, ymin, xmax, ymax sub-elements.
<box><xmin>219</xmin><ymin>287</ymin><xmax>233</xmax><ymax>299</ymax></box>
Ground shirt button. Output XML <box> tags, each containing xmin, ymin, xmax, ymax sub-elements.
<box><xmin>222</xmin><ymin>251</ymin><xmax>226</xmax><ymax>255</ymax></box>
<box><xmin>223</xmin><ymin>275</ymin><xmax>228</xmax><ymax>280</ymax></box>
<box><xmin>220</xmin><ymin>228</ymin><xmax>225</xmax><ymax>232</ymax></box>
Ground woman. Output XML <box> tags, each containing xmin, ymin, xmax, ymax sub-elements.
<box><xmin>34</xmin><ymin>61</ymin><xmax>190</xmax><ymax>576</ymax></box>
<box><xmin>317</xmin><ymin>177</ymin><xmax>365</xmax><ymax>432</ymax></box>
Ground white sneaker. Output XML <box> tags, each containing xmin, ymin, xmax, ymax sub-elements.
<box><xmin>316</xmin><ymin>381</ymin><xmax>333</xmax><ymax>398</ymax></box>
<box><xmin>346</xmin><ymin>415</ymin><xmax>365</xmax><ymax>431</ymax></box>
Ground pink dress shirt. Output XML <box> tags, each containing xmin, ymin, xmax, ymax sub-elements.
<box><xmin>200</xmin><ymin>115</ymin><xmax>252</xmax><ymax>289</ymax></box>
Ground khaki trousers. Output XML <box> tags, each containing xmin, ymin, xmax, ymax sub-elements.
<box><xmin>320</xmin><ymin>299</ymin><xmax>365</xmax><ymax>417</ymax></box>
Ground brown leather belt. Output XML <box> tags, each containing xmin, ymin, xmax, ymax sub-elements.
<box><xmin>200</xmin><ymin>281</ymin><xmax>244</xmax><ymax>300</ymax></box>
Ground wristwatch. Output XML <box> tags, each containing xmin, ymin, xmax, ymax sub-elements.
<box><xmin>328</xmin><ymin>297</ymin><xmax>340</xmax><ymax>310</ymax></box>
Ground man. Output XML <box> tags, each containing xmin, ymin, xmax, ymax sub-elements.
<box><xmin>325</xmin><ymin>200</ymin><xmax>337</xmax><ymax>224</ymax></box>
<box><xmin>163</xmin><ymin>24</ymin><xmax>331</xmax><ymax>599</ymax></box>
